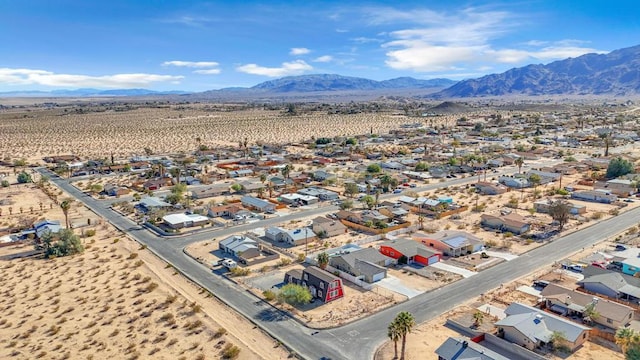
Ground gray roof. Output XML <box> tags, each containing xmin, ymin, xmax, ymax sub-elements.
<box><xmin>304</xmin><ymin>266</ymin><xmax>341</xmax><ymax>283</ymax></box>
<box><xmin>496</xmin><ymin>303</ymin><xmax>589</xmax><ymax>343</ymax></box>
<box><xmin>383</xmin><ymin>238</ymin><xmax>427</xmax><ymax>258</ymax></box>
<box><xmin>335</xmin><ymin>247</ymin><xmax>391</xmax><ymax>267</ymax></box>
<box><xmin>435</xmin><ymin>337</ymin><xmax>510</xmax><ymax>360</ymax></box>
<box><xmin>241</xmin><ymin>196</ymin><xmax>275</xmax><ymax>209</ymax></box>
<box><xmin>353</xmin><ymin>259</ymin><xmax>386</xmax><ymax>277</ymax></box>
<box><xmin>140</xmin><ymin>196</ymin><xmax>172</xmax><ymax>208</ymax></box>
<box><xmin>542</xmin><ymin>283</ymin><xmax>634</xmax><ymax>322</ymax></box>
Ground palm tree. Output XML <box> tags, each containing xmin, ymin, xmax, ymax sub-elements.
<box><xmin>514</xmin><ymin>156</ymin><xmax>524</xmax><ymax>174</ymax></box>
<box><xmin>380</xmin><ymin>173</ymin><xmax>393</xmax><ymax>193</ymax></box>
<box><xmin>316</xmin><ymin>252</ymin><xmax>329</xmax><ymax>270</ymax></box>
<box><xmin>169</xmin><ymin>167</ymin><xmax>181</xmax><ymax>185</ymax></box>
<box><xmin>60</xmin><ymin>200</ymin><xmax>71</xmax><ymax>229</ymax></box>
<box><xmin>417</xmin><ymin>213</ymin><xmax>425</xmax><ymax>230</ymax></box>
<box><xmin>616</xmin><ymin>327</ymin><xmax>636</xmax><ymax>354</ymax></box>
<box><xmin>599</xmin><ymin>132</ymin><xmax>611</xmax><ymax>157</ymax></box>
<box><xmin>387</xmin><ymin>322</ymin><xmax>402</xmax><ymax>360</ymax></box>
<box><xmin>281</xmin><ymin>164</ymin><xmax>292</xmax><ymax>179</ymax></box>
<box><xmin>393</xmin><ymin>311</ymin><xmax>415</xmax><ymax>360</ymax></box>
<box><xmin>256</xmin><ymin>187</ymin><xmax>265</xmax><ymax>199</ymax></box>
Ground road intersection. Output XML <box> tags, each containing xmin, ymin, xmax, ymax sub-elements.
<box><xmin>38</xmin><ymin>163</ymin><xmax>638</xmax><ymax>360</ymax></box>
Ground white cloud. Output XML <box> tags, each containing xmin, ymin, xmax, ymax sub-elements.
<box><xmin>384</xmin><ymin>42</ymin><xmax>482</xmax><ymax>71</ymax></box>
<box><xmin>0</xmin><ymin>68</ymin><xmax>183</xmax><ymax>88</ymax></box>
<box><xmin>377</xmin><ymin>7</ymin><xmax>605</xmax><ymax>73</ymax></box>
<box><xmin>290</xmin><ymin>48</ymin><xmax>311</xmax><ymax>56</ymax></box>
<box><xmin>162</xmin><ymin>60</ymin><xmax>220</xmax><ymax>68</ymax></box>
<box><xmin>486</xmin><ymin>45</ymin><xmax>604</xmax><ymax>64</ymax></box>
<box><xmin>236</xmin><ymin>60</ymin><xmax>313</xmax><ymax>77</ymax></box>
<box><xmin>313</xmin><ymin>55</ymin><xmax>333</xmax><ymax>63</ymax></box>
<box><xmin>193</xmin><ymin>69</ymin><xmax>222</xmax><ymax>75</ymax></box>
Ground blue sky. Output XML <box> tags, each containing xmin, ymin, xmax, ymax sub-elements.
<box><xmin>1</xmin><ymin>0</ymin><xmax>638</xmax><ymax>91</ymax></box>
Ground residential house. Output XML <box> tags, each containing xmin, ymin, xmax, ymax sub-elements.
<box><xmin>279</xmin><ymin>193</ymin><xmax>319</xmax><ymax>206</ymax></box>
<box><xmin>219</xmin><ymin>235</ymin><xmax>258</xmax><ymax>258</ymax></box>
<box><xmin>435</xmin><ymin>337</ymin><xmax>510</xmax><ymax>360</ymax></box>
<box><xmin>33</xmin><ymin>220</ymin><xmax>62</xmax><ymax>238</ymax></box>
<box><xmin>499</xmin><ymin>175</ymin><xmax>530</xmax><ymax>189</ymax></box>
<box><xmin>415</xmin><ymin>230</ymin><xmax>484</xmax><ymax>257</ymax></box>
<box><xmin>312</xmin><ymin>217</ymin><xmax>347</xmax><ymax>238</ymax></box>
<box><xmin>527</xmin><ymin>170</ymin><xmax>562</xmax><ymax>185</ymax></box>
<box><xmin>265</xmin><ymin>226</ymin><xmax>315</xmax><ymax>246</ymax></box>
<box><xmin>621</xmin><ymin>257</ymin><xmax>640</xmax><ymax>277</ymax></box>
<box><xmin>534</xmin><ymin>199</ymin><xmax>586</xmax><ymax>215</ymax></box>
<box><xmin>571</xmin><ymin>190</ymin><xmax>618</xmax><ymax>204</ymax></box>
<box><xmin>297</xmin><ymin>187</ymin><xmax>339</xmax><ymax>201</ymax></box>
<box><xmin>103</xmin><ymin>184</ymin><xmax>130</xmax><ymax>197</ymax></box>
<box><xmin>228</xmin><ymin>169</ymin><xmax>254</xmax><ymax>178</ymax></box>
<box><xmin>241</xmin><ymin>196</ymin><xmax>276</xmax><ymax>213</ymax></box>
<box><xmin>312</xmin><ymin>170</ymin><xmax>336</xmax><ymax>182</ymax></box>
<box><xmin>495</xmin><ymin>302</ymin><xmax>590</xmax><ymax>352</ymax></box>
<box><xmin>143</xmin><ymin>178</ymin><xmax>172</xmax><ymax>191</ymax></box>
<box><xmin>284</xmin><ymin>266</ymin><xmax>344</xmax><ymax>303</ymax></box>
<box><xmin>578</xmin><ymin>268</ymin><xmax>640</xmax><ymax>304</ymax></box>
<box><xmin>162</xmin><ymin>213</ymin><xmax>210</xmax><ymax>229</ymax></box>
<box><xmin>191</xmin><ymin>184</ymin><xmax>230</xmax><ymax>199</ymax></box>
<box><xmin>595</xmin><ymin>179</ymin><xmax>635</xmax><ymax>197</ymax></box>
<box><xmin>481</xmin><ymin>213</ymin><xmax>531</xmax><ymax>234</ymax></box>
<box><xmin>541</xmin><ymin>283</ymin><xmax>634</xmax><ymax>330</ymax></box>
<box><xmin>138</xmin><ymin>197</ymin><xmax>172</xmax><ymax>212</ymax></box>
<box><xmin>379</xmin><ymin>238</ymin><xmax>441</xmax><ymax>266</ymax></box>
<box><xmin>475</xmin><ymin>181</ymin><xmax>507</xmax><ymax>195</ymax></box>
<box><xmin>329</xmin><ymin>247</ymin><xmax>394</xmax><ymax>283</ymax></box>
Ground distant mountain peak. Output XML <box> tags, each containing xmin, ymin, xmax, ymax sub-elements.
<box><xmin>249</xmin><ymin>74</ymin><xmax>456</xmax><ymax>93</ymax></box>
<box><xmin>434</xmin><ymin>43</ymin><xmax>640</xmax><ymax>98</ymax></box>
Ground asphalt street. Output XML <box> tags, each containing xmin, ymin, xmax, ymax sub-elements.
<box><xmin>37</xmin><ymin>160</ymin><xmax>637</xmax><ymax>360</ymax></box>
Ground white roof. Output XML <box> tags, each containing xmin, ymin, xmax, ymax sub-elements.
<box><xmin>163</xmin><ymin>213</ymin><xmax>209</xmax><ymax>225</ymax></box>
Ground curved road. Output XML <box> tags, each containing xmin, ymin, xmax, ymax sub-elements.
<box><xmin>39</xmin><ymin>164</ymin><xmax>639</xmax><ymax>360</ymax></box>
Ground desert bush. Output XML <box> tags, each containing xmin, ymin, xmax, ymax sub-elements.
<box><xmin>222</xmin><ymin>343</ymin><xmax>241</xmax><ymax>359</ymax></box>
<box><xmin>214</xmin><ymin>327</ymin><xmax>228</xmax><ymax>339</ymax></box>
<box><xmin>229</xmin><ymin>267</ymin><xmax>250</xmax><ymax>276</ymax></box>
<box><xmin>263</xmin><ymin>290</ymin><xmax>276</xmax><ymax>301</ymax></box>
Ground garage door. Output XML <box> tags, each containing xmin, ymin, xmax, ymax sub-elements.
<box><xmin>372</xmin><ymin>271</ymin><xmax>385</xmax><ymax>283</ymax></box>
<box><xmin>427</xmin><ymin>255</ymin><xmax>439</xmax><ymax>266</ymax></box>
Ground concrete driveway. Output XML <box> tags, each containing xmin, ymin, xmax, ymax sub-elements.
<box><xmin>482</xmin><ymin>250</ymin><xmax>518</xmax><ymax>261</ymax></box>
<box><xmin>376</xmin><ymin>276</ymin><xmax>423</xmax><ymax>299</ymax></box>
<box><xmin>430</xmin><ymin>262</ymin><xmax>477</xmax><ymax>278</ymax></box>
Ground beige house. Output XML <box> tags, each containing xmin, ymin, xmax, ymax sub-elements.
<box><xmin>541</xmin><ymin>283</ymin><xmax>634</xmax><ymax>330</ymax></box>
<box><xmin>312</xmin><ymin>216</ymin><xmax>347</xmax><ymax>238</ymax></box>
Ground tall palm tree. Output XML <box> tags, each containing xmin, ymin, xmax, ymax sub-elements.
<box><xmin>599</xmin><ymin>132</ymin><xmax>611</xmax><ymax>157</ymax></box>
<box><xmin>393</xmin><ymin>311</ymin><xmax>415</xmax><ymax>360</ymax></box>
<box><xmin>60</xmin><ymin>200</ymin><xmax>71</xmax><ymax>229</ymax></box>
<box><xmin>387</xmin><ymin>322</ymin><xmax>401</xmax><ymax>360</ymax></box>
<box><xmin>514</xmin><ymin>156</ymin><xmax>524</xmax><ymax>174</ymax></box>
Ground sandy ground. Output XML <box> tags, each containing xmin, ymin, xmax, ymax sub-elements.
<box><xmin>0</xmin><ymin>182</ymin><xmax>290</xmax><ymax>360</ymax></box>
<box><xmin>0</xmin><ymin>106</ymin><xmax>427</xmax><ymax>162</ymax></box>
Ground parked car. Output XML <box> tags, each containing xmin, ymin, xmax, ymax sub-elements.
<box><xmin>221</xmin><ymin>259</ymin><xmax>237</xmax><ymax>269</ymax></box>
<box><xmin>615</xmin><ymin>244</ymin><xmax>628</xmax><ymax>251</ymax></box>
<box><xmin>533</xmin><ymin>280</ymin><xmax>550</xmax><ymax>289</ymax></box>
<box><xmin>393</xmin><ymin>189</ymin><xmax>402</xmax><ymax>194</ymax></box>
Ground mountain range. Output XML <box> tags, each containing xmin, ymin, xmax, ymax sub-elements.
<box><xmin>3</xmin><ymin>43</ymin><xmax>640</xmax><ymax>99</ymax></box>
<box><xmin>435</xmin><ymin>44</ymin><xmax>640</xmax><ymax>98</ymax></box>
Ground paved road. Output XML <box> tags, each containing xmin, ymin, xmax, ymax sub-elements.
<box><xmin>39</xmin><ymin>161</ymin><xmax>639</xmax><ymax>360</ymax></box>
